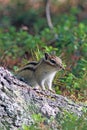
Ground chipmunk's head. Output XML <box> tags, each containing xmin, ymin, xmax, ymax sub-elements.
<box><xmin>44</xmin><ymin>53</ymin><xmax>65</xmax><ymax>71</ymax></box>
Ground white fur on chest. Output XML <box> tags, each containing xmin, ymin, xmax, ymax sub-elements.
<box><xmin>46</xmin><ymin>71</ymin><xmax>57</xmax><ymax>81</ymax></box>
<box><xmin>41</xmin><ymin>71</ymin><xmax>57</xmax><ymax>90</ymax></box>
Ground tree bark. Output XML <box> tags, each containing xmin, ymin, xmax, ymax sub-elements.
<box><xmin>0</xmin><ymin>67</ymin><xmax>84</xmax><ymax>130</ymax></box>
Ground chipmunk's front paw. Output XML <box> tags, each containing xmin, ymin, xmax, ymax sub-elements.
<box><xmin>48</xmin><ymin>89</ymin><xmax>55</xmax><ymax>93</ymax></box>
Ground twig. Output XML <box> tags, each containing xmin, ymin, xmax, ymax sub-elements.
<box><xmin>45</xmin><ymin>0</ymin><xmax>58</xmax><ymax>45</ymax></box>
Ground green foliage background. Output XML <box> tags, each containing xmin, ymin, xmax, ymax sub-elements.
<box><xmin>0</xmin><ymin>1</ymin><xmax>87</xmax><ymax>129</ymax></box>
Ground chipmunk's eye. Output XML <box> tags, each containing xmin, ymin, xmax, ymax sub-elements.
<box><xmin>50</xmin><ymin>59</ymin><xmax>56</xmax><ymax>64</ymax></box>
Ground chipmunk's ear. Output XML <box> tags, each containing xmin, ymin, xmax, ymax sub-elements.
<box><xmin>44</xmin><ymin>53</ymin><xmax>50</xmax><ymax>60</ymax></box>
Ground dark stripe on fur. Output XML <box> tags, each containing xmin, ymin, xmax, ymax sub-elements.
<box><xmin>21</xmin><ymin>66</ymin><xmax>35</xmax><ymax>71</ymax></box>
<box><xmin>26</xmin><ymin>61</ymin><xmax>38</xmax><ymax>66</ymax></box>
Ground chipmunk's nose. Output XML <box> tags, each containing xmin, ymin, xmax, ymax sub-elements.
<box><xmin>62</xmin><ymin>66</ymin><xmax>65</xmax><ymax>70</ymax></box>
<box><xmin>60</xmin><ymin>65</ymin><xmax>65</xmax><ymax>70</ymax></box>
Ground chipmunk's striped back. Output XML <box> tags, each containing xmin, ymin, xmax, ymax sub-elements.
<box><xmin>17</xmin><ymin>61</ymin><xmax>39</xmax><ymax>72</ymax></box>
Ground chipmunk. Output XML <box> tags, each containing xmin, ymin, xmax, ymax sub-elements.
<box><xmin>16</xmin><ymin>53</ymin><xmax>64</xmax><ymax>92</ymax></box>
